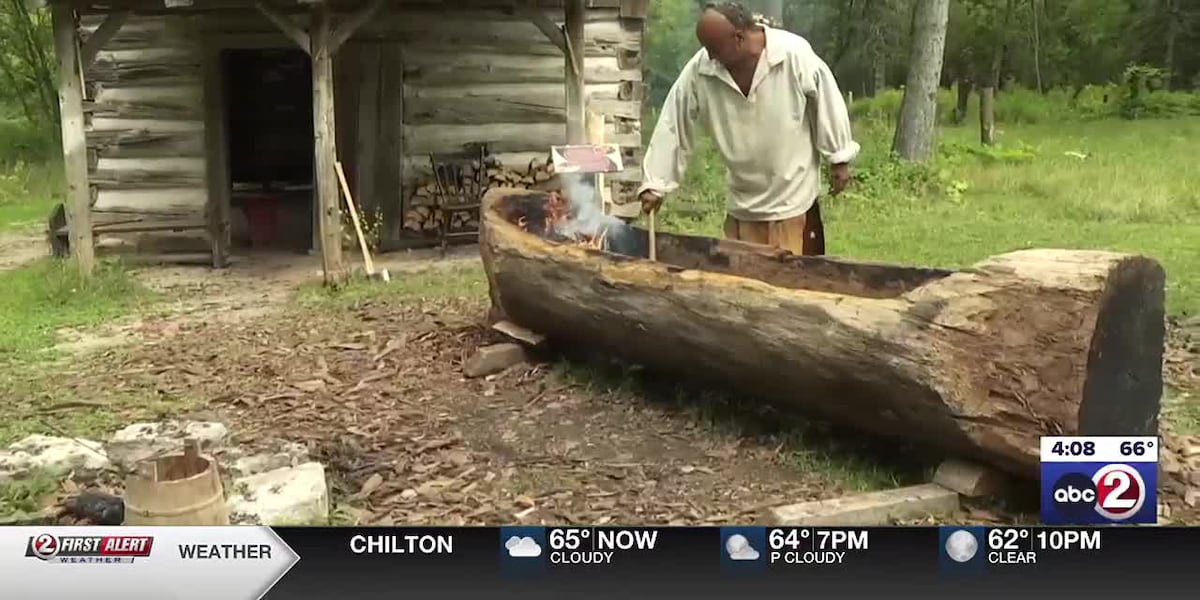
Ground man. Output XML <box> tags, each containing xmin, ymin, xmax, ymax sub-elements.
<box><xmin>637</xmin><ymin>2</ymin><xmax>859</xmax><ymax>256</ymax></box>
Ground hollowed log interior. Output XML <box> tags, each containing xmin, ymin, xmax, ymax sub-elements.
<box><xmin>494</xmin><ymin>191</ymin><xmax>955</xmax><ymax>299</ymax></box>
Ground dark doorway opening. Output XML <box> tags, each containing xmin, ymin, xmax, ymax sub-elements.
<box><xmin>222</xmin><ymin>47</ymin><xmax>313</xmax><ymax>251</ymax></box>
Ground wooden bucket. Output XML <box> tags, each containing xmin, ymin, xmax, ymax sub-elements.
<box><xmin>123</xmin><ymin>439</ymin><xmax>229</xmax><ymax>526</ymax></box>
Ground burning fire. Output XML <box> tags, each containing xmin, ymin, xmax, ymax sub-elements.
<box><xmin>515</xmin><ymin>190</ymin><xmax>610</xmax><ymax>251</ymax></box>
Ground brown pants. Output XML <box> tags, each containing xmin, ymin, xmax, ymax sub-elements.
<box><xmin>723</xmin><ymin>200</ymin><xmax>825</xmax><ymax>255</ymax></box>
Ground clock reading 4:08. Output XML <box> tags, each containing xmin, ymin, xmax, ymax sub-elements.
<box><xmin>1049</xmin><ymin>440</ymin><xmax>1096</xmax><ymax>457</ymax></box>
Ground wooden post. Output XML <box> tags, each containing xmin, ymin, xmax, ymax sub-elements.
<box><xmin>564</xmin><ymin>0</ymin><xmax>586</xmax><ymax>144</ymax></box>
<box><xmin>51</xmin><ymin>3</ymin><xmax>94</xmax><ymax>275</ymax></box>
<box><xmin>311</xmin><ymin>4</ymin><xmax>347</xmax><ymax>286</ymax></box>
<box><xmin>203</xmin><ymin>44</ymin><xmax>231</xmax><ymax>268</ymax></box>
<box><xmin>585</xmin><ymin>111</ymin><xmax>613</xmax><ymax>214</ymax></box>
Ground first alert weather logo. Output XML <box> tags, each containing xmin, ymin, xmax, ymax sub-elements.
<box><xmin>25</xmin><ymin>533</ymin><xmax>154</xmax><ymax>564</ymax></box>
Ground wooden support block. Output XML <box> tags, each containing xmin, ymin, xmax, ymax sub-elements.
<box><xmin>762</xmin><ymin>484</ymin><xmax>960</xmax><ymax>526</ymax></box>
<box><xmin>932</xmin><ymin>459</ymin><xmax>1010</xmax><ymax>498</ymax></box>
<box><xmin>492</xmin><ymin>320</ymin><xmax>546</xmax><ymax>347</ymax></box>
<box><xmin>464</xmin><ymin>343</ymin><xmax>528</xmax><ymax>378</ymax></box>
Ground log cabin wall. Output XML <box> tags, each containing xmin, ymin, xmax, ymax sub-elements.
<box><xmin>76</xmin><ymin>1</ymin><xmax>646</xmax><ymax>246</ymax></box>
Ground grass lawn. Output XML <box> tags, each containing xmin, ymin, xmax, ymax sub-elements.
<box><xmin>0</xmin><ymin>259</ymin><xmax>154</xmax><ymax>364</ymax></box>
<box><xmin>658</xmin><ymin>117</ymin><xmax>1200</xmax><ymax>316</ymax></box>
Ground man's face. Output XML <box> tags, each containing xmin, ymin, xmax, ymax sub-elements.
<box><xmin>696</xmin><ymin>13</ymin><xmax>746</xmax><ymax>70</ymax></box>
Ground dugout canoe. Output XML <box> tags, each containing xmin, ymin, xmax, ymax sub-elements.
<box><xmin>478</xmin><ymin>187</ymin><xmax>1165</xmax><ymax>479</ymax></box>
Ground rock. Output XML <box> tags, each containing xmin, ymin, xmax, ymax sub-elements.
<box><xmin>463</xmin><ymin>343</ymin><xmax>527</xmax><ymax>378</ymax></box>
<box><xmin>106</xmin><ymin>421</ymin><xmax>229</xmax><ymax>468</ymax></box>
<box><xmin>0</xmin><ymin>435</ymin><xmax>109</xmax><ymax>480</ymax></box>
<box><xmin>1161</xmin><ymin>451</ymin><xmax>1183</xmax><ymax>475</ymax></box>
<box><xmin>1185</xmin><ymin>489</ymin><xmax>1200</xmax><ymax>508</ymax></box>
<box><xmin>226</xmin><ymin>463</ymin><xmax>329</xmax><ymax>525</ymax></box>
<box><xmin>217</xmin><ymin>441</ymin><xmax>310</xmax><ymax>479</ymax></box>
<box><xmin>932</xmin><ymin>459</ymin><xmax>1009</xmax><ymax>497</ymax></box>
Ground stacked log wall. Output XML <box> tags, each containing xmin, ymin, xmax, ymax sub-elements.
<box><xmin>76</xmin><ymin>1</ymin><xmax>646</xmax><ymax>227</ymax></box>
<box><xmin>81</xmin><ymin>14</ymin><xmax>208</xmax><ymax>217</ymax></box>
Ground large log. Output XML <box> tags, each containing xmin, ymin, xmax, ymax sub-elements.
<box><xmin>478</xmin><ymin>188</ymin><xmax>1166</xmax><ymax>479</ymax></box>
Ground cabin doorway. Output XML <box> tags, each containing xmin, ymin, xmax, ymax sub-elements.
<box><xmin>221</xmin><ymin>47</ymin><xmax>313</xmax><ymax>251</ymax></box>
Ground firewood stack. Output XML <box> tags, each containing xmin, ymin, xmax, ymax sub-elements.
<box><xmin>402</xmin><ymin>156</ymin><xmax>558</xmax><ymax>235</ymax></box>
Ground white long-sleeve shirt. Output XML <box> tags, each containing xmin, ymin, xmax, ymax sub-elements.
<box><xmin>638</xmin><ymin>28</ymin><xmax>860</xmax><ymax>222</ymax></box>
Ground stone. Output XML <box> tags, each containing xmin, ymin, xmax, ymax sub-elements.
<box><xmin>763</xmin><ymin>484</ymin><xmax>960</xmax><ymax>526</ymax></box>
<box><xmin>463</xmin><ymin>343</ymin><xmax>527</xmax><ymax>378</ymax></box>
<box><xmin>226</xmin><ymin>462</ymin><xmax>330</xmax><ymax>525</ymax></box>
<box><xmin>932</xmin><ymin>459</ymin><xmax>1009</xmax><ymax>497</ymax></box>
<box><xmin>1185</xmin><ymin>489</ymin><xmax>1200</xmax><ymax>508</ymax></box>
<box><xmin>1160</xmin><ymin>451</ymin><xmax>1183</xmax><ymax>476</ymax></box>
<box><xmin>220</xmin><ymin>442</ymin><xmax>311</xmax><ymax>479</ymax></box>
<box><xmin>106</xmin><ymin>421</ymin><xmax>229</xmax><ymax>468</ymax></box>
<box><xmin>0</xmin><ymin>435</ymin><xmax>110</xmax><ymax>480</ymax></box>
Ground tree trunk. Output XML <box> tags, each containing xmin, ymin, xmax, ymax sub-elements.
<box><xmin>980</xmin><ymin>86</ymin><xmax>996</xmax><ymax>144</ymax></box>
<box><xmin>954</xmin><ymin>78</ymin><xmax>973</xmax><ymax>124</ymax></box>
<box><xmin>1031</xmin><ymin>0</ymin><xmax>1043</xmax><ymax>93</ymax></box>
<box><xmin>1163</xmin><ymin>0</ymin><xmax>1179</xmax><ymax>89</ymax></box>
<box><xmin>480</xmin><ymin>188</ymin><xmax>1166</xmax><ymax>480</ymax></box>
<box><xmin>891</xmin><ymin>0</ymin><xmax>949</xmax><ymax>161</ymax></box>
<box><xmin>981</xmin><ymin>0</ymin><xmax>1013</xmax><ymax>146</ymax></box>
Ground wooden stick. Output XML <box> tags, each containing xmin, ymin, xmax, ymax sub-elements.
<box><xmin>648</xmin><ymin>209</ymin><xmax>657</xmax><ymax>262</ymax></box>
<box><xmin>335</xmin><ymin>161</ymin><xmax>376</xmax><ymax>276</ymax></box>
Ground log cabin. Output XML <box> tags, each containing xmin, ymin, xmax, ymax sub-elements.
<box><xmin>39</xmin><ymin>0</ymin><xmax>649</xmax><ymax>284</ymax></box>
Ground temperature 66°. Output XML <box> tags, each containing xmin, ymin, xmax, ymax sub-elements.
<box><xmin>549</xmin><ymin>529</ymin><xmax>590</xmax><ymax>551</ymax></box>
<box><xmin>1120</xmin><ymin>440</ymin><xmax>1153</xmax><ymax>457</ymax></box>
<box><xmin>768</xmin><ymin>528</ymin><xmax>808</xmax><ymax>550</ymax></box>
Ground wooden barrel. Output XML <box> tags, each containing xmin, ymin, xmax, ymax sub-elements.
<box><xmin>123</xmin><ymin>439</ymin><xmax>229</xmax><ymax>526</ymax></box>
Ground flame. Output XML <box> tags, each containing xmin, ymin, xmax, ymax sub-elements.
<box><xmin>514</xmin><ymin>190</ymin><xmax>610</xmax><ymax>251</ymax></box>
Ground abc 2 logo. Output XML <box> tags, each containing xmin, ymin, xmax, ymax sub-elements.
<box><xmin>1043</xmin><ymin>462</ymin><xmax>1155</xmax><ymax>524</ymax></box>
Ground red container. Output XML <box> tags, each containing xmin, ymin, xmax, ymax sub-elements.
<box><xmin>241</xmin><ymin>195</ymin><xmax>280</xmax><ymax>248</ymax></box>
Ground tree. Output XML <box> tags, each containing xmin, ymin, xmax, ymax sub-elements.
<box><xmin>892</xmin><ymin>0</ymin><xmax>950</xmax><ymax>161</ymax></box>
<box><xmin>0</xmin><ymin>0</ymin><xmax>58</xmax><ymax>131</ymax></box>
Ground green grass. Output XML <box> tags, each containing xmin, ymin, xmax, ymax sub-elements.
<box><xmin>659</xmin><ymin>117</ymin><xmax>1200</xmax><ymax>316</ymax></box>
<box><xmin>0</xmin><ymin>258</ymin><xmax>155</xmax><ymax>363</ymax></box>
<box><xmin>295</xmin><ymin>263</ymin><xmax>488</xmax><ymax>306</ymax></box>
<box><xmin>0</xmin><ymin>118</ymin><xmax>61</xmax><ymax>230</ymax></box>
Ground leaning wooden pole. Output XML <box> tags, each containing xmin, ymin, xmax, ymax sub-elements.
<box><xmin>51</xmin><ymin>3</ymin><xmax>95</xmax><ymax>275</ymax></box>
<box><xmin>311</xmin><ymin>4</ymin><xmax>347</xmax><ymax>286</ymax></box>
<box><xmin>479</xmin><ymin>188</ymin><xmax>1166</xmax><ymax>480</ymax></box>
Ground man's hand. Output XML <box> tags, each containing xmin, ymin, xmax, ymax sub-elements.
<box><xmin>639</xmin><ymin>190</ymin><xmax>664</xmax><ymax>214</ymax></box>
<box><xmin>830</xmin><ymin>163</ymin><xmax>852</xmax><ymax>196</ymax></box>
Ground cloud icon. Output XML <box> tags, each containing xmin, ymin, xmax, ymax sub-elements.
<box><xmin>725</xmin><ymin>534</ymin><xmax>760</xmax><ymax>561</ymax></box>
<box><xmin>505</xmin><ymin>536</ymin><xmax>543</xmax><ymax>558</ymax></box>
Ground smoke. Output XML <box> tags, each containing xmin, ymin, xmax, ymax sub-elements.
<box><xmin>557</xmin><ymin>173</ymin><xmax>638</xmax><ymax>255</ymax></box>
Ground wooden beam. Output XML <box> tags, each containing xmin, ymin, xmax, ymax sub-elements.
<box><xmin>52</xmin><ymin>4</ymin><xmax>95</xmax><ymax>274</ymax></box>
<box><xmin>202</xmin><ymin>44</ymin><xmax>231</xmax><ymax>269</ymax></box>
<box><xmin>254</xmin><ymin>1</ymin><xmax>311</xmax><ymax>54</ymax></box>
<box><xmin>311</xmin><ymin>3</ymin><xmax>347</xmax><ymax>286</ymax></box>
<box><xmin>515</xmin><ymin>1</ymin><xmax>567</xmax><ymax>53</ymax></box>
<box><xmin>329</xmin><ymin>0</ymin><xmax>386</xmax><ymax>52</ymax></box>
<box><xmin>80</xmin><ymin>12</ymin><xmax>128</xmax><ymax>70</ymax></box>
<box><xmin>563</xmin><ymin>0</ymin><xmax>586</xmax><ymax>143</ymax></box>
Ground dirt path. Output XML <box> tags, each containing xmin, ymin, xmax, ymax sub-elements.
<box><xmin>52</xmin><ymin>246</ymin><xmax>481</xmax><ymax>356</ymax></box>
<box><xmin>0</xmin><ymin>227</ymin><xmax>45</xmax><ymax>272</ymax></box>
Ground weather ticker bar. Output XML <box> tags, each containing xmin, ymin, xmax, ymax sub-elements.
<box><xmin>5</xmin><ymin>525</ymin><xmax>1199</xmax><ymax>599</ymax></box>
